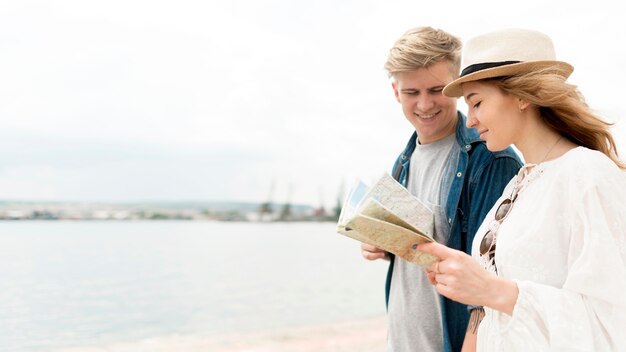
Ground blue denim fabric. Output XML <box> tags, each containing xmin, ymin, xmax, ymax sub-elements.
<box><xmin>385</xmin><ymin>112</ymin><xmax>522</xmax><ymax>352</ymax></box>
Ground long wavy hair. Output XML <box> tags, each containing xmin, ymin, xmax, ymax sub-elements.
<box><xmin>491</xmin><ymin>68</ymin><xmax>625</xmax><ymax>169</ymax></box>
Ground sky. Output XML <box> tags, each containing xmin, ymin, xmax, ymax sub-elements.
<box><xmin>1</xmin><ymin>0</ymin><xmax>625</xmax><ymax>208</ymax></box>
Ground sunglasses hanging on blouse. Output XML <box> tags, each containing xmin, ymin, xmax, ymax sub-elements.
<box><xmin>479</xmin><ymin>165</ymin><xmax>537</xmax><ymax>274</ymax></box>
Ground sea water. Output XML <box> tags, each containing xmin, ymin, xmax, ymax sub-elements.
<box><xmin>0</xmin><ymin>221</ymin><xmax>387</xmax><ymax>351</ymax></box>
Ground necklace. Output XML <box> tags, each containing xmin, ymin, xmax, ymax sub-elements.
<box><xmin>540</xmin><ymin>136</ymin><xmax>562</xmax><ymax>164</ymax></box>
<box><xmin>515</xmin><ymin>135</ymin><xmax>562</xmax><ymax>195</ymax></box>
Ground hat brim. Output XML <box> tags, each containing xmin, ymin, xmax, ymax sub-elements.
<box><xmin>442</xmin><ymin>61</ymin><xmax>574</xmax><ymax>98</ymax></box>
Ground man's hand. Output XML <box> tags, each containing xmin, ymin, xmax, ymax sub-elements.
<box><xmin>361</xmin><ymin>243</ymin><xmax>389</xmax><ymax>260</ymax></box>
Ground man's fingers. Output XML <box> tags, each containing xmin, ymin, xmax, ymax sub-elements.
<box><xmin>361</xmin><ymin>242</ymin><xmax>383</xmax><ymax>252</ymax></box>
<box><xmin>362</xmin><ymin>250</ymin><xmax>386</xmax><ymax>260</ymax></box>
<box><xmin>360</xmin><ymin>242</ymin><xmax>389</xmax><ymax>261</ymax></box>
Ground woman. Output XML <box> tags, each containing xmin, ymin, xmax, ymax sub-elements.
<box><xmin>417</xmin><ymin>29</ymin><xmax>626</xmax><ymax>351</ymax></box>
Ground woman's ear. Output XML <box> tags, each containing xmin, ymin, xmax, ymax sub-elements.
<box><xmin>518</xmin><ymin>98</ymin><xmax>530</xmax><ymax>113</ymax></box>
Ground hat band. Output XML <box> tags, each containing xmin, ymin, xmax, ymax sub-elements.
<box><xmin>461</xmin><ymin>61</ymin><xmax>521</xmax><ymax>77</ymax></box>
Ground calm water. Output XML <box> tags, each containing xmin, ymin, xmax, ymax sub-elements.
<box><xmin>0</xmin><ymin>221</ymin><xmax>388</xmax><ymax>351</ymax></box>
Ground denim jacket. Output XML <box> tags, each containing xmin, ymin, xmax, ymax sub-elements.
<box><xmin>386</xmin><ymin>112</ymin><xmax>522</xmax><ymax>352</ymax></box>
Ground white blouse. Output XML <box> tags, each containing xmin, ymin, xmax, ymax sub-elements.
<box><xmin>472</xmin><ymin>147</ymin><xmax>626</xmax><ymax>351</ymax></box>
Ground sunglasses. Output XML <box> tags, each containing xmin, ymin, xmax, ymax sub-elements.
<box><xmin>479</xmin><ymin>181</ymin><xmax>521</xmax><ymax>272</ymax></box>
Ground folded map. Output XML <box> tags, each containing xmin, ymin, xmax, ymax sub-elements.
<box><xmin>336</xmin><ymin>173</ymin><xmax>439</xmax><ymax>266</ymax></box>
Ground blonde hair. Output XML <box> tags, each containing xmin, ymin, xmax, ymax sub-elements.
<box><xmin>492</xmin><ymin>69</ymin><xmax>625</xmax><ymax>169</ymax></box>
<box><xmin>384</xmin><ymin>27</ymin><xmax>462</xmax><ymax>78</ymax></box>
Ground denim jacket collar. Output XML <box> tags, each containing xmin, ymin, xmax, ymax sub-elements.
<box><xmin>393</xmin><ymin>111</ymin><xmax>477</xmax><ymax>183</ymax></box>
<box><xmin>401</xmin><ymin>112</ymin><xmax>479</xmax><ymax>156</ymax></box>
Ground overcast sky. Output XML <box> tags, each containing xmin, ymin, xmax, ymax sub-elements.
<box><xmin>1</xmin><ymin>0</ymin><xmax>624</xmax><ymax>207</ymax></box>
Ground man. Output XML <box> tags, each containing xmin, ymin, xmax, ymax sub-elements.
<box><xmin>361</xmin><ymin>27</ymin><xmax>522</xmax><ymax>352</ymax></box>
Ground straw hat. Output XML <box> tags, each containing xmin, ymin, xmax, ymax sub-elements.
<box><xmin>443</xmin><ymin>29</ymin><xmax>574</xmax><ymax>97</ymax></box>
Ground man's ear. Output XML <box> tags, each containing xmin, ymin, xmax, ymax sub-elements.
<box><xmin>392</xmin><ymin>81</ymin><xmax>401</xmax><ymax>103</ymax></box>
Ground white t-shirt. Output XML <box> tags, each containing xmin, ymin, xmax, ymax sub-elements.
<box><xmin>473</xmin><ymin>147</ymin><xmax>626</xmax><ymax>351</ymax></box>
<box><xmin>388</xmin><ymin>133</ymin><xmax>456</xmax><ymax>352</ymax></box>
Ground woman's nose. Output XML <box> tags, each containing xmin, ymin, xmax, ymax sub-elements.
<box><xmin>466</xmin><ymin>116</ymin><xmax>478</xmax><ymax>128</ymax></box>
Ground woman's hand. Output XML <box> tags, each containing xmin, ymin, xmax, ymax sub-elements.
<box><xmin>418</xmin><ymin>242</ymin><xmax>518</xmax><ymax>315</ymax></box>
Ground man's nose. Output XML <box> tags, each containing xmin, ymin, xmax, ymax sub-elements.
<box><xmin>416</xmin><ymin>95</ymin><xmax>435</xmax><ymax>111</ymax></box>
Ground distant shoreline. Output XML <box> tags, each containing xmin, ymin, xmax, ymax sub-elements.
<box><xmin>0</xmin><ymin>200</ymin><xmax>340</xmax><ymax>222</ymax></box>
